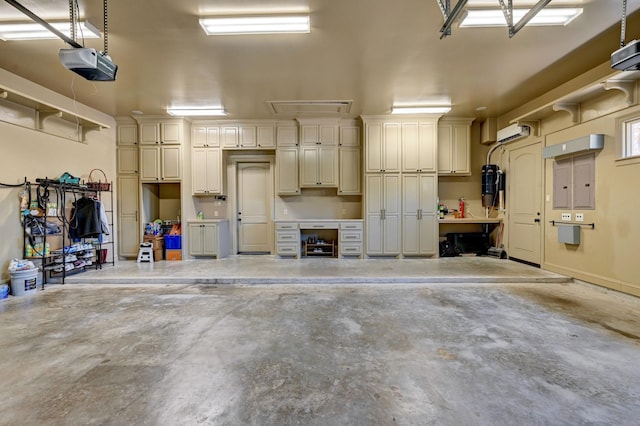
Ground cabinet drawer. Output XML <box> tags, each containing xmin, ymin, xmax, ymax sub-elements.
<box><xmin>276</xmin><ymin>231</ymin><xmax>299</xmax><ymax>243</ymax></box>
<box><xmin>339</xmin><ymin>222</ymin><xmax>363</xmax><ymax>230</ymax></box>
<box><xmin>276</xmin><ymin>244</ymin><xmax>299</xmax><ymax>256</ymax></box>
<box><xmin>276</xmin><ymin>222</ymin><xmax>298</xmax><ymax>230</ymax></box>
<box><xmin>340</xmin><ymin>230</ymin><xmax>362</xmax><ymax>243</ymax></box>
<box><xmin>340</xmin><ymin>243</ymin><xmax>362</xmax><ymax>256</ymax></box>
<box><xmin>301</xmin><ymin>222</ymin><xmax>339</xmax><ymax>229</ymax></box>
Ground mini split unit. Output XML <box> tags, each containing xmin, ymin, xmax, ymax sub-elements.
<box><xmin>497</xmin><ymin>124</ymin><xmax>530</xmax><ymax>144</ymax></box>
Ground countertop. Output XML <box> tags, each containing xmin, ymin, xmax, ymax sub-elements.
<box><xmin>438</xmin><ymin>217</ymin><xmax>502</xmax><ymax>224</ymax></box>
<box><xmin>274</xmin><ymin>219</ymin><xmax>363</xmax><ymax>223</ymax></box>
<box><xmin>186</xmin><ymin>219</ymin><xmax>229</xmax><ymax>223</ymax></box>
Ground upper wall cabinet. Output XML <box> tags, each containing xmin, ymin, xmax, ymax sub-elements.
<box><xmin>140</xmin><ymin>121</ymin><xmax>182</xmax><ymax>145</ymax></box>
<box><xmin>276</xmin><ymin>125</ymin><xmax>299</xmax><ymax>147</ymax></box>
<box><xmin>438</xmin><ymin>118</ymin><xmax>473</xmax><ymax>175</ymax></box>
<box><xmin>117</xmin><ymin>124</ymin><xmax>138</xmax><ymax>146</ymax></box>
<box><xmin>401</xmin><ymin>120</ymin><xmax>438</xmax><ymax>173</ymax></box>
<box><xmin>340</xmin><ymin>126</ymin><xmax>360</xmax><ymax>147</ymax></box>
<box><xmin>364</xmin><ymin>120</ymin><xmax>401</xmax><ymax>173</ymax></box>
<box><xmin>192</xmin><ymin>125</ymin><xmax>220</xmax><ymax>147</ymax></box>
<box><xmin>298</xmin><ymin>119</ymin><xmax>339</xmax><ymax>146</ymax></box>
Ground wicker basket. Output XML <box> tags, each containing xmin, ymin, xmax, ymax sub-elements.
<box><xmin>87</xmin><ymin>169</ymin><xmax>111</xmax><ymax>191</ymax></box>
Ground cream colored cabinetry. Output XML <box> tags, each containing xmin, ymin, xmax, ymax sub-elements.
<box><xmin>339</xmin><ymin>222</ymin><xmax>363</xmax><ymax>257</ymax></box>
<box><xmin>402</xmin><ymin>174</ymin><xmax>437</xmax><ymax>256</ymax></box>
<box><xmin>117</xmin><ymin>175</ymin><xmax>140</xmax><ymax>258</ymax></box>
<box><xmin>257</xmin><ymin>125</ymin><xmax>276</xmax><ymax>148</ymax></box>
<box><xmin>139</xmin><ymin>122</ymin><xmax>182</xmax><ymax>145</ymax></box>
<box><xmin>300</xmin><ymin>146</ymin><xmax>338</xmax><ymax>187</ymax></box>
<box><xmin>300</xmin><ymin>122</ymin><xmax>338</xmax><ymax>146</ymax></box>
<box><xmin>188</xmin><ymin>221</ymin><xmax>230</xmax><ymax>258</ymax></box>
<box><xmin>139</xmin><ymin>145</ymin><xmax>182</xmax><ymax>182</ymax></box>
<box><xmin>275</xmin><ymin>222</ymin><xmax>300</xmax><ymax>257</ymax></box>
<box><xmin>365</xmin><ymin>121</ymin><xmax>401</xmax><ymax>173</ymax></box>
<box><xmin>339</xmin><ymin>126</ymin><xmax>360</xmax><ymax>147</ymax></box>
<box><xmin>117</xmin><ymin>147</ymin><xmax>139</xmax><ymax>175</ymax></box>
<box><xmin>365</xmin><ymin>174</ymin><xmax>401</xmax><ymax>256</ymax></box>
<box><xmin>438</xmin><ymin>118</ymin><xmax>472</xmax><ymax>175</ymax></box>
<box><xmin>117</xmin><ymin>124</ymin><xmax>138</xmax><ymax>145</ymax></box>
<box><xmin>276</xmin><ymin>126</ymin><xmax>299</xmax><ymax>146</ymax></box>
<box><xmin>222</xmin><ymin>126</ymin><xmax>239</xmax><ymax>148</ymax></box>
<box><xmin>276</xmin><ymin>148</ymin><xmax>300</xmax><ymax>195</ymax></box>
<box><xmin>339</xmin><ymin>147</ymin><xmax>361</xmax><ymax>195</ymax></box>
<box><xmin>192</xmin><ymin>147</ymin><xmax>222</xmax><ymax>195</ymax></box>
<box><xmin>402</xmin><ymin>121</ymin><xmax>438</xmax><ymax>173</ymax></box>
<box><xmin>192</xmin><ymin>125</ymin><xmax>220</xmax><ymax>147</ymax></box>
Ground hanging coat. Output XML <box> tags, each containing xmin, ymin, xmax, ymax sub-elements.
<box><xmin>69</xmin><ymin>197</ymin><xmax>102</xmax><ymax>239</ymax></box>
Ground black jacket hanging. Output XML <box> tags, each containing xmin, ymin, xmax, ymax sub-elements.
<box><xmin>69</xmin><ymin>197</ymin><xmax>102</xmax><ymax>239</ymax></box>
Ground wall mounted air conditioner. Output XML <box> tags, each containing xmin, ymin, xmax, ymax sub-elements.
<box><xmin>497</xmin><ymin>123</ymin><xmax>530</xmax><ymax>144</ymax></box>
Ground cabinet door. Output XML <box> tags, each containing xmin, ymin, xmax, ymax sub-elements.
<box><xmin>301</xmin><ymin>125</ymin><xmax>319</xmax><ymax>145</ymax></box>
<box><xmin>300</xmin><ymin>147</ymin><xmax>319</xmax><ymax>187</ymax></box>
<box><xmin>418</xmin><ymin>121</ymin><xmax>437</xmax><ymax>173</ymax></box>
<box><xmin>192</xmin><ymin>126</ymin><xmax>220</xmax><ymax>147</ymax></box>
<box><xmin>140</xmin><ymin>146</ymin><xmax>160</xmax><ymax>181</ymax></box>
<box><xmin>188</xmin><ymin>224</ymin><xmax>204</xmax><ymax>255</ymax></box>
<box><xmin>365</xmin><ymin>122</ymin><xmax>383</xmax><ymax>172</ymax></box>
<box><xmin>418</xmin><ymin>174</ymin><xmax>437</xmax><ymax>255</ymax></box>
<box><xmin>452</xmin><ymin>124</ymin><xmax>470</xmax><ymax>174</ymax></box>
<box><xmin>402</xmin><ymin>174</ymin><xmax>421</xmax><ymax>255</ymax></box>
<box><xmin>117</xmin><ymin>125</ymin><xmax>138</xmax><ymax>146</ymax></box>
<box><xmin>239</xmin><ymin>126</ymin><xmax>257</xmax><ymax>148</ymax></box>
<box><xmin>319</xmin><ymin>125</ymin><xmax>338</xmax><ymax>145</ymax></box>
<box><xmin>161</xmin><ymin>122</ymin><xmax>182</xmax><ymax>144</ymax></box>
<box><xmin>257</xmin><ymin>126</ymin><xmax>276</xmax><ymax>148</ymax></box>
<box><xmin>553</xmin><ymin>158</ymin><xmax>572</xmax><ymax>209</ymax></box>
<box><xmin>383</xmin><ymin>122</ymin><xmax>401</xmax><ymax>172</ymax></box>
<box><xmin>318</xmin><ymin>147</ymin><xmax>338</xmax><ymax>186</ymax></box>
<box><xmin>276</xmin><ymin>148</ymin><xmax>300</xmax><ymax>195</ymax></box>
<box><xmin>117</xmin><ymin>175</ymin><xmax>139</xmax><ymax>257</ymax></box>
<box><xmin>117</xmin><ymin>147</ymin><xmax>138</xmax><ymax>175</ymax></box>
<box><xmin>222</xmin><ymin>126</ymin><xmax>239</xmax><ymax>148</ymax></box>
<box><xmin>161</xmin><ymin>146</ymin><xmax>182</xmax><ymax>180</ymax></box>
<box><xmin>340</xmin><ymin>126</ymin><xmax>360</xmax><ymax>147</ymax></box>
<box><xmin>402</xmin><ymin>122</ymin><xmax>420</xmax><ymax>172</ymax></box>
<box><xmin>276</xmin><ymin>127</ymin><xmax>298</xmax><ymax>146</ymax></box>
<box><xmin>192</xmin><ymin>148</ymin><xmax>221</xmax><ymax>194</ymax></box>
<box><xmin>203</xmin><ymin>224</ymin><xmax>218</xmax><ymax>255</ymax></box>
<box><xmin>437</xmin><ymin>125</ymin><xmax>453</xmax><ymax>174</ymax></box>
<box><xmin>339</xmin><ymin>147</ymin><xmax>361</xmax><ymax>195</ymax></box>
<box><xmin>382</xmin><ymin>174</ymin><xmax>401</xmax><ymax>254</ymax></box>
<box><xmin>365</xmin><ymin>175</ymin><xmax>384</xmax><ymax>255</ymax></box>
<box><xmin>140</xmin><ymin>123</ymin><xmax>160</xmax><ymax>145</ymax></box>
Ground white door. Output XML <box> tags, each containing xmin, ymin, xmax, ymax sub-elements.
<box><xmin>508</xmin><ymin>142</ymin><xmax>542</xmax><ymax>265</ymax></box>
<box><xmin>237</xmin><ymin>163</ymin><xmax>271</xmax><ymax>253</ymax></box>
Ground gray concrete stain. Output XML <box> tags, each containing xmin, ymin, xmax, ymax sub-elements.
<box><xmin>1</xmin><ymin>282</ymin><xmax>639</xmax><ymax>425</ymax></box>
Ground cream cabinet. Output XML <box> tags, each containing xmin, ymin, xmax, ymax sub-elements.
<box><xmin>192</xmin><ymin>126</ymin><xmax>220</xmax><ymax>147</ymax></box>
<box><xmin>257</xmin><ymin>125</ymin><xmax>276</xmax><ymax>148</ymax></box>
<box><xmin>339</xmin><ymin>147</ymin><xmax>361</xmax><ymax>195</ymax></box>
<box><xmin>402</xmin><ymin>174</ymin><xmax>437</xmax><ymax>256</ymax></box>
<box><xmin>339</xmin><ymin>221</ymin><xmax>363</xmax><ymax>258</ymax></box>
<box><xmin>365</xmin><ymin>174</ymin><xmax>401</xmax><ymax>256</ymax></box>
<box><xmin>275</xmin><ymin>222</ymin><xmax>300</xmax><ymax>257</ymax></box>
<box><xmin>276</xmin><ymin>126</ymin><xmax>299</xmax><ymax>146</ymax></box>
<box><xmin>364</xmin><ymin>121</ymin><xmax>401</xmax><ymax>173</ymax></box>
<box><xmin>300</xmin><ymin>146</ymin><xmax>338</xmax><ymax>187</ymax></box>
<box><xmin>221</xmin><ymin>126</ymin><xmax>239</xmax><ymax>148</ymax></box>
<box><xmin>117</xmin><ymin>124</ymin><xmax>138</xmax><ymax>146</ymax></box>
<box><xmin>192</xmin><ymin>147</ymin><xmax>222</xmax><ymax>195</ymax></box>
<box><xmin>139</xmin><ymin>145</ymin><xmax>182</xmax><ymax>182</ymax></box>
<box><xmin>276</xmin><ymin>148</ymin><xmax>300</xmax><ymax>195</ymax></box>
<box><xmin>139</xmin><ymin>121</ymin><xmax>182</xmax><ymax>145</ymax></box>
<box><xmin>339</xmin><ymin>126</ymin><xmax>360</xmax><ymax>147</ymax></box>
<box><xmin>401</xmin><ymin>120</ymin><xmax>438</xmax><ymax>173</ymax></box>
<box><xmin>188</xmin><ymin>221</ymin><xmax>230</xmax><ymax>258</ymax></box>
<box><xmin>438</xmin><ymin>118</ymin><xmax>472</xmax><ymax>175</ymax></box>
<box><xmin>300</xmin><ymin>122</ymin><xmax>338</xmax><ymax>146</ymax></box>
<box><xmin>117</xmin><ymin>175</ymin><xmax>140</xmax><ymax>258</ymax></box>
<box><xmin>117</xmin><ymin>147</ymin><xmax>138</xmax><ymax>175</ymax></box>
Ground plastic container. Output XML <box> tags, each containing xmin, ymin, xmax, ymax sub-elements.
<box><xmin>10</xmin><ymin>268</ymin><xmax>39</xmax><ymax>296</ymax></box>
<box><xmin>0</xmin><ymin>283</ymin><xmax>9</xmax><ymax>299</ymax></box>
<box><xmin>165</xmin><ymin>235</ymin><xmax>182</xmax><ymax>249</ymax></box>
<box><xmin>166</xmin><ymin>249</ymin><xmax>182</xmax><ymax>261</ymax></box>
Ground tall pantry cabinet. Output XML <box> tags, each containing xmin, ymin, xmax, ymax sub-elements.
<box><xmin>362</xmin><ymin>116</ymin><xmax>440</xmax><ymax>257</ymax></box>
<box><xmin>116</xmin><ymin>118</ymin><xmax>140</xmax><ymax>258</ymax></box>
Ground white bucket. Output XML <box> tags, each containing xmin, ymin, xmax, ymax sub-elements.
<box><xmin>10</xmin><ymin>268</ymin><xmax>39</xmax><ymax>296</ymax></box>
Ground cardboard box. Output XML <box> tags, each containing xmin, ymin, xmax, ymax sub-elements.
<box><xmin>166</xmin><ymin>249</ymin><xmax>182</xmax><ymax>261</ymax></box>
<box><xmin>153</xmin><ymin>249</ymin><xmax>164</xmax><ymax>261</ymax></box>
<box><xmin>143</xmin><ymin>235</ymin><xmax>164</xmax><ymax>250</ymax></box>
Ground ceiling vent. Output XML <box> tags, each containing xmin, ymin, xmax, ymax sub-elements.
<box><xmin>266</xmin><ymin>100</ymin><xmax>352</xmax><ymax>116</ymax></box>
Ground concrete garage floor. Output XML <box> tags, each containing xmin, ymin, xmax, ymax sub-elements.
<box><xmin>1</xmin><ymin>259</ymin><xmax>640</xmax><ymax>425</ymax></box>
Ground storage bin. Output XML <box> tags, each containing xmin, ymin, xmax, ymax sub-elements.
<box><xmin>166</xmin><ymin>249</ymin><xmax>182</xmax><ymax>261</ymax></box>
<box><xmin>10</xmin><ymin>268</ymin><xmax>39</xmax><ymax>296</ymax></box>
<box><xmin>165</xmin><ymin>235</ymin><xmax>182</xmax><ymax>249</ymax></box>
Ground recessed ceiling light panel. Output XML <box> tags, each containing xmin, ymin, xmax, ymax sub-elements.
<box><xmin>167</xmin><ymin>107</ymin><xmax>227</xmax><ymax>117</ymax></box>
<box><xmin>391</xmin><ymin>106</ymin><xmax>451</xmax><ymax>114</ymax></box>
<box><xmin>460</xmin><ymin>8</ymin><xmax>583</xmax><ymax>28</ymax></box>
<box><xmin>0</xmin><ymin>21</ymin><xmax>100</xmax><ymax>41</ymax></box>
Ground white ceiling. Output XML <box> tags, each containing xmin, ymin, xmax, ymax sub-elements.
<box><xmin>0</xmin><ymin>0</ymin><xmax>638</xmax><ymax>120</ymax></box>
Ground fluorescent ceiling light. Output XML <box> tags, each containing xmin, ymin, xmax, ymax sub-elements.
<box><xmin>166</xmin><ymin>107</ymin><xmax>227</xmax><ymax>117</ymax></box>
<box><xmin>391</xmin><ymin>106</ymin><xmax>451</xmax><ymax>114</ymax></box>
<box><xmin>199</xmin><ymin>15</ymin><xmax>310</xmax><ymax>35</ymax></box>
<box><xmin>0</xmin><ymin>21</ymin><xmax>100</xmax><ymax>41</ymax></box>
<box><xmin>460</xmin><ymin>8</ymin><xmax>583</xmax><ymax>27</ymax></box>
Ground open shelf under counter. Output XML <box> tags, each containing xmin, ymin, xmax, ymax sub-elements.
<box><xmin>438</xmin><ymin>218</ymin><xmax>502</xmax><ymax>224</ymax></box>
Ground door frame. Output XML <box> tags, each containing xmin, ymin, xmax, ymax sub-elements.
<box><xmin>505</xmin><ymin>139</ymin><xmax>544</xmax><ymax>266</ymax></box>
<box><xmin>226</xmin><ymin>153</ymin><xmax>275</xmax><ymax>255</ymax></box>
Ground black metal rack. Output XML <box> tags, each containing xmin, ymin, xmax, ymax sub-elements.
<box><xmin>23</xmin><ymin>179</ymin><xmax>114</xmax><ymax>287</ymax></box>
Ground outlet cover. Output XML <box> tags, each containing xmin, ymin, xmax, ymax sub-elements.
<box><xmin>575</xmin><ymin>213</ymin><xmax>584</xmax><ymax>222</ymax></box>
<box><xmin>561</xmin><ymin>213</ymin><xmax>571</xmax><ymax>221</ymax></box>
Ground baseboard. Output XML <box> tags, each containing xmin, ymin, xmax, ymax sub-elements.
<box><xmin>543</xmin><ymin>262</ymin><xmax>640</xmax><ymax>298</ymax></box>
